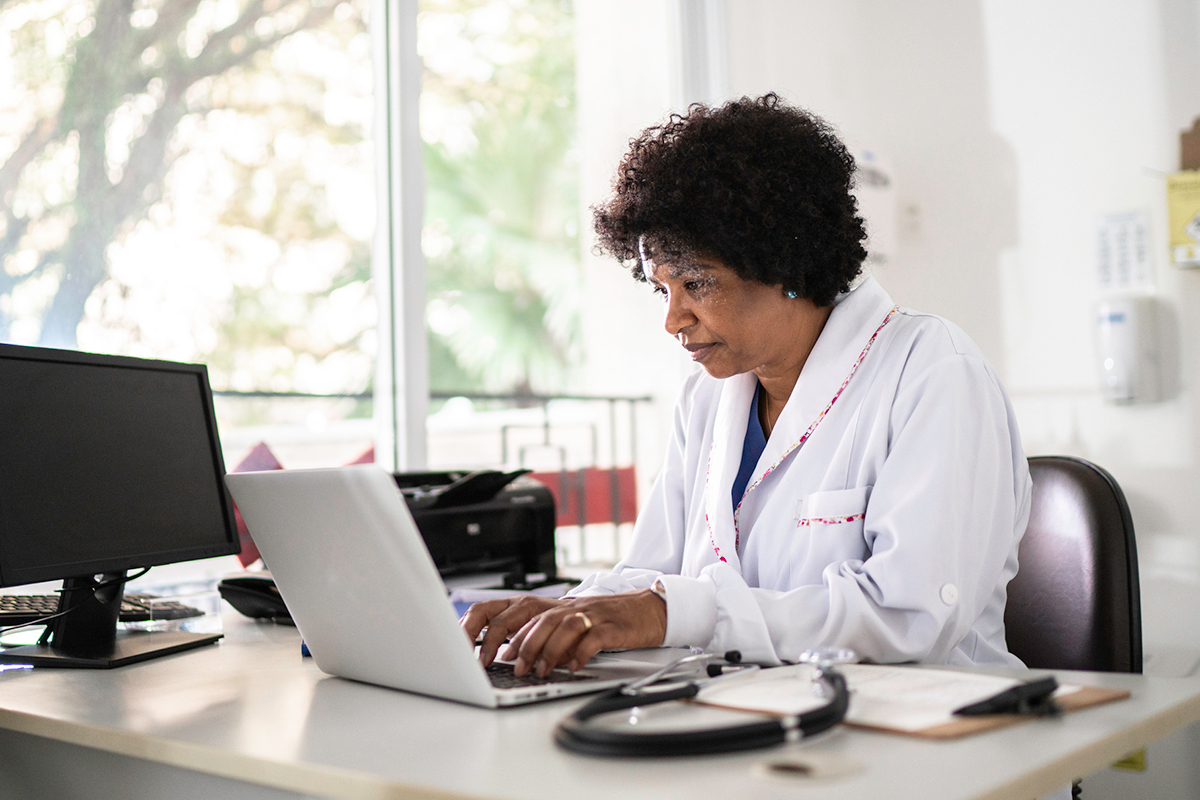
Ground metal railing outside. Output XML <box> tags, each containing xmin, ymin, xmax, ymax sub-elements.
<box><xmin>213</xmin><ymin>389</ymin><xmax>656</xmax><ymax>567</ymax></box>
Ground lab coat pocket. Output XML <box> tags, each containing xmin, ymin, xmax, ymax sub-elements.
<box><xmin>789</xmin><ymin>486</ymin><xmax>871</xmax><ymax>585</ymax></box>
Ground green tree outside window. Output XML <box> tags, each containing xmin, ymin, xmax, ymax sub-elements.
<box><xmin>420</xmin><ymin>0</ymin><xmax>580</xmax><ymax>396</ymax></box>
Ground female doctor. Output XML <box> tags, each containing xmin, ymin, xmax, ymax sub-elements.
<box><xmin>462</xmin><ymin>93</ymin><xmax>1032</xmax><ymax>679</ymax></box>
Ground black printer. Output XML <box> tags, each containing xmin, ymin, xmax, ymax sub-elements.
<box><xmin>393</xmin><ymin>469</ymin><xmax>557</xmax><ymax>583</ymax></box>
<box><xmin>220</xmin><ymin>467</ymin><xmax>558</xmax><ymax>622</ymax></box>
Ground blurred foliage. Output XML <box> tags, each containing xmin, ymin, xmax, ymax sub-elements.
<box><xmin>419</xmin><ymin>0</ymin><xmax>581</xmax><ymax>395</ymax></box>
<box><xmin>0</xmin><ymin>0</ymin><xmax>377</xmax><ymax>400</ymax></box>
<box><xmin>0</xmin><ymin>0</ymin><xmax>581</xmax><ymax>403</ymax></box>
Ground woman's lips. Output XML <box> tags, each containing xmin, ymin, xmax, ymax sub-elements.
<box><xmin>686</xmin><ymin>343</ymin><xmax>716</xmax><ymax>362</ymax></box>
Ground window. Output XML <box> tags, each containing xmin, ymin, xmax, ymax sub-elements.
<box><xmin>1</xmin><ymin>0</ymin><xmax>377</xmax><ymax>471</ymax></box>
<box><xmin>1</xmin><ymin>0</ymin><xmax>713</xmax><ymax>575</ymax></box>
<box><xmin>415</xmin><ymin>0</ymin><xmax>681</xmax><ymax>568</ymax></box>
<box><xmin>418</xmin><ymin>0</ymin><xmax>580</xmax><ymax>399</ymax></box>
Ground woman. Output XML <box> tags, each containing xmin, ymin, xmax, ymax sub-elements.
<box><xmin>462</xmin><ymin>93</ymin><xmax>1031</xmax><ymax>679</ymax></box>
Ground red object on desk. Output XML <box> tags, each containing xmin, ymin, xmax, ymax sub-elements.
<box><xmin>344</xmin><ymin>445</ymin><xmax>375</xmax><ymax>465</ymax></box>
<box><xmin>229</xmin><ymin>442</ymin><xmax>284</xmax><ymax>567</ymax></box>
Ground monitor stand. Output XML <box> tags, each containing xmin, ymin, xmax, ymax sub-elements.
<box><xmin>0</xmin><ymin>572</ymin><xmax>221</xmax><ymax>669</ymax></box>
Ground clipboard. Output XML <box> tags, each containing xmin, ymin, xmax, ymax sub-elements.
<box><xmin>693</xmin><ymin>664</ymin><xmax>1130</xmax><ymax>740</ymax></box>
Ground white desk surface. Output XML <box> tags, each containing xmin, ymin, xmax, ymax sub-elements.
<box><xmin>2</xmin><ymin>612</ymin><xmax>1200</xmax><ymax>800</ymax></box>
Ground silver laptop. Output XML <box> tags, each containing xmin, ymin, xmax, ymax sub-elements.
<box><xmin>224</xmin><ymin>465</ymin><xmax>654</xmax><ymax>707</ymax></box>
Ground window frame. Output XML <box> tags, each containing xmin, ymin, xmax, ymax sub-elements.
<box><xmin>372</xmin><ymin>0</ymin><xmax>428</xmax><ymax>472</ymax></box>
<box><xmin>372</xmin><ymin>0</ymin><xmax>729</xmax><ymax>473</ymax></box>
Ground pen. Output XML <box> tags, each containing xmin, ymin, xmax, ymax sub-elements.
<box><xmin>953</xmin><ymin>676</ymin><xmax>1061</xmax><ymax>716</ymax></box>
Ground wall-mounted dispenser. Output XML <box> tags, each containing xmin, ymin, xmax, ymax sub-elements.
<box><xmin>1095</xmin><ymin>295</ymin><xmax>1162</xmax><ymax>404</ymax></box>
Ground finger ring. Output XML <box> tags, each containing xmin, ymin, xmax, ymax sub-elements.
<box><xmin>574</xmin><ymin>611</ymin><xmax>593</xmax><ymax>631</ymax></box>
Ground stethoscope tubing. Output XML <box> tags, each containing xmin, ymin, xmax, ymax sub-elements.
<box><xmin>554</xmin><ymin>671</ymin><xmax>849</xmax><ymax>757</ymax></box>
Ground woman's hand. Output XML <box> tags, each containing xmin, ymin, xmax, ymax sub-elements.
<box><xmin>460</xmin><ymin>595</ymin><xmax>568</xmax><ymax>668</ymax></box>
<box><xmin>460</xmin><ymin>591</ymin><xmax>667</xmax><ymax>677</ymax></box>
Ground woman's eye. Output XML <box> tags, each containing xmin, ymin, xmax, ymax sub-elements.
<box><xmin>651</xmin><ymin>285</ymin><xmax>667</xmax><ymax>298</ymax></box>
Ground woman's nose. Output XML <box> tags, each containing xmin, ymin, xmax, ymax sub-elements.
<box><xmin>663</xmin><ymin>291</ymin><xmax>694</xmax><ymax>336</ymax></box>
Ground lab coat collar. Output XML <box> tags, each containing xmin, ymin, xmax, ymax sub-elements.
<box><xmin>704</xmin><ymin>371</ymin><xmax>758</xmax><ymax>566</ymax></box>
<box><xmin>773</xmin><ymin>275</ymin><xmax>897</xmax><ymax>447</ymax></box>
<box><xmin>703</xmin><ymin>277</ymin><xmax>897</xmax><ymax>562</ymax></box>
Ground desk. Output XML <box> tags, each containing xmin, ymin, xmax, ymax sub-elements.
<box><xmin>2</xmin><ymin>612</ymin><xmax>1200</xmax><ymax>800</ymax></box>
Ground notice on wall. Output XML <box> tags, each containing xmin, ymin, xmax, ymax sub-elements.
<box><xmin>1097</xmin><ymin>211</ymin><xmax>1153</xmax><ymax>289</ymax></box>
<box><xmin>1167</xmin><ymin>171</ymin><xmax>1200</xmax><ymax>268</ymax></box>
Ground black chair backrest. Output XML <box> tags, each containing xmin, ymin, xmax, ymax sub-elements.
<box><xmin>1004</xmin><ymin>456</ymin><xmax>1142</xmax><ymax>673</ymax></box>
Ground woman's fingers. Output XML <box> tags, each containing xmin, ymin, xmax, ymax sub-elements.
<box><xmin>566</xmin><ymin>631</ymin><xmax>608</xmax><ymax>673</ymax></box>
<box><xmin>511</xmin><ymin>591</ymin><xmax>667</xmax><ymax>676</ymax></box>
<box><xmin>459</xmin><ymin>599</ymin><xmax>508</xmax><ymax>642</ymax></box>
<box><xmin>477</xmin><ymin>613</ymin><xmax>516</xmax><ymax>667</ymax></box>
<box><xmin>508</xmin><ymin>611</ymin><xmax>559</xmax><ymax>675</ymax></box>
<box><xmin>481</xmin><ymin>590</ymin><xmax>668</xmax><ymax>676</ymax></box>
<box><xmin>511</xmin><ymin>608</ymin><xmax>592</xmax><ymax>676</ymax></box>
<box><xmin>500</xmin><ymin>614</ymin><xmax>538</xmax><ymax>662</ymax></box>
<box><xmin>533</xmin><ymin>611</ymin><xmax>600</xmax><ymax>676</ymax></box>
<box><xmin>463</xmin><ymin>596</ymin><xmax>565</xmax><ymax>666</ymax></box>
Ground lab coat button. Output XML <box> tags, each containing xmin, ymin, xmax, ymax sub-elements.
<box><xmin>940</xmin><ymin>584</ymin><xmax>958</xmax><ymax>605</ymax></box>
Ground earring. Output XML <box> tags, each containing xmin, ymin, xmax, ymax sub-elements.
<box><xmin>785</xmin><ymin>289</ymin><xmax>797</xmax><ymax>299</ymax></box>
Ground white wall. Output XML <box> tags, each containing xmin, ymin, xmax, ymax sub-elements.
<box><xmin>725</xmin><ymin>0</ymin><xmax>1200</xmax><ymax>660</ymax></box>
<box><xmin>727</xmin><ymin>0</ymin><xmax>1016</xmax><ymax>376</ymax></box>
<box><xmin>724</xmin><ymin>0</ymin><xmax>1200</xmax><ymax>790</ymax></box>
<box><xmin>979</xmin><ymin>0</ymin><xmax>1200</xmax><ymax>672</ymax></box>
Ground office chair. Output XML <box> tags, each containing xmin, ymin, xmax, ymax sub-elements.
<box><xmin>1005</xmin><ymin>455</ymin><xmax>1142</xmax><ymax>673</ymax></box>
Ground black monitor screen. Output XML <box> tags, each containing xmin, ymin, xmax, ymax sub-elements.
<box><xmin>0</xmin><ymin>345</ymin><xmax>239</xmax><ymax>587</ymax></box>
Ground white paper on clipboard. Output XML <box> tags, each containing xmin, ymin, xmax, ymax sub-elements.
<box><xmin>695</xmin><ymin>664</ymin><xmax>1083</xmax><ymax>734</ymax></box>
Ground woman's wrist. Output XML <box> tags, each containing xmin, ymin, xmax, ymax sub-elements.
<box><xmin>650</xmin><ymin>576</ymin><xmax>668</xmax><ymax>605</ymax></box>
<box><xmin>640</xmin><ymin>586</ymin><xmax>668</xmax><ymax>646</ymax></box>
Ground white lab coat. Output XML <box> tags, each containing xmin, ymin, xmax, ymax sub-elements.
<box><xmin>572</xmin><ymin>276</ymin><xmax>1031</xmax><ymax>667</ymax></box>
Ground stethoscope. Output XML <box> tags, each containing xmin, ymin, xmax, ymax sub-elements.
<box><xmin>554</xmin><ymin>649</ymin><xmax>854</xmax><ymax>757</ymax></box>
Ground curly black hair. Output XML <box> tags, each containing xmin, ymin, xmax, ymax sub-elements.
<box><xmin>592</xmin><ymin>93</ymin><xmax>867</xmax><ymax>306</ymax></box>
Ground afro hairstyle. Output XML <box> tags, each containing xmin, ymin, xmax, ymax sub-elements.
<box><xmin>592</xmin><ymin>93</ymin><xmax>868</xmax><ymax>306</ymax></box>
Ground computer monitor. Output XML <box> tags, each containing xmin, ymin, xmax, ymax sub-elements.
<box><xmin>0</xmin><ymin>343</ymin><xmax>240</xmax><ymax>668</ymax></box>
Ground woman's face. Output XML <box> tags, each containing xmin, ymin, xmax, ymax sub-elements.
<box><xmin>641</xmin><ymin>249</ymin><xmax>827</xmax><ymax>382</ymax></box>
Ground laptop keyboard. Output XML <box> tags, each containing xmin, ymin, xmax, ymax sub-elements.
<box><xmin>486</xmin><ymin>661</ymin><xmax>596</xmax><ymax>689</ymax></box>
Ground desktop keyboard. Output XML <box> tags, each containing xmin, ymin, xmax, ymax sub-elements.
<box><xmin>485</xmin><ymin>661</ymin><xmax>596</xmax><ymax>689</ymax></box>
<box><xmin>0</xmin><ymin>593</ymin><xmax>205</xmax><ymax>626</ymax></box>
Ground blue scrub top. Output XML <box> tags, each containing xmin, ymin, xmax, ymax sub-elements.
<box><xmin>732</xmin><ymin>381</ymin><xmax>767</xmax><ymax>511</ymax></box>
